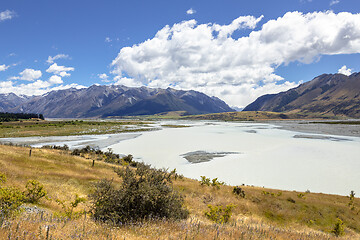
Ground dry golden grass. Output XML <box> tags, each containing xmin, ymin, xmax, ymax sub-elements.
<box><xmin>0</xmin><ymin>144</ymin><xmax>359</xmax><ymax>239</ymax></box>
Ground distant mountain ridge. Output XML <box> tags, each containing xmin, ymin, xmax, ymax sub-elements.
<box><xmin>243</xmin><ymin>72</ymin><xmax>360</xmax><ymax>118</ymax></box>
<box><xmin>0</xmin><ymin>93</ymin><xmax>32</xmax><ymax>112</ymax></box>
<box><xmin>2</xmin><ymin>85</ymin><xmax>233</xmax><ymax>118</ymax></box>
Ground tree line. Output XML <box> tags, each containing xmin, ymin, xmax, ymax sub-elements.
<box><xmin>0</xmin><ymin>112</ymin><xmax>44</xmax><ymax>122</ymax></box>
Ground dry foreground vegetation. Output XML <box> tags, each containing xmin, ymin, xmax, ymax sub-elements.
<box><xmin>0</xmin><ymin>144</ymin><xmax>360</xmax><ymax>240</ymax></box>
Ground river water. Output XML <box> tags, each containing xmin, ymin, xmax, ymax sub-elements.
<box><xmin>2</xmin><ymin>120</ymin><xmax>360</xmax><ymax>195</ymax></box>
<box><xmin>109</xmin><ymin>121</ymin><xmax>360</xmax><ymax>196</ymax></box>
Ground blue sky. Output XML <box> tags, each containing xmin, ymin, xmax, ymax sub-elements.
<box><xmin>1</xmin><ymin>0</ymin><xmax>360</xmax><ymax>107</ymax></box>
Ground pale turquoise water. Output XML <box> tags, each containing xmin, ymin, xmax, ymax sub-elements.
<box><xmin>2</xmin><ymin>121</ymin><xmax>360</xmax><ymax>195</ymax></box>
<box><xmin>109</xmin><ymin>121</ymin><xmax>360</xmax><ymax>196</ymax></box>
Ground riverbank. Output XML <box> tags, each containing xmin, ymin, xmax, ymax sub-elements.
<box><xmin>268</xmin><ymin>120</ymin><xmax>360</xmax><ymax>137</ymax></box>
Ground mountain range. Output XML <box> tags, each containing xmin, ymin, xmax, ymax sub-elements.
<box><xmin>0</xmin><ymin>85</ymin><xmax>233</xmax><ymax>118</ymax></box>
<box><xmin>243</xmin><ymin>72</ymin><xmax>360</xmax><ymax>118</ymax></box>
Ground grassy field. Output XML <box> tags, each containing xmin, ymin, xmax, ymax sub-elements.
<box><xmin>0</xmin><ymin>144</ymin><xmax>359</xmax><ymax>239</ymax></box>
<box><xmin>0</xmin><ymin>119</ymin><xmax>154</xmax><ymax>138</ymax></box>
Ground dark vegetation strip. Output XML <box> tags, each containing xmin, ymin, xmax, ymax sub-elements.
<box><xmin>0</xmin><ymin>112</ymin><xmax>44</xmax><ymax>122</ymax></box>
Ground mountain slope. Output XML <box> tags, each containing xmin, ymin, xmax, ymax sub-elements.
<box><xmin>243</xmin><ymin>73</ymin><xmax>360</xmax><ymax>118</ymax></box>
<box><xmin>9</xmin><ymin>85</ymin><xmax>233</xmax><ymax>118</ymax></box>
<box><xmin>0</xmin><ymin>93</ymin><xmax>33</xmax><ymax>112</ymax></box>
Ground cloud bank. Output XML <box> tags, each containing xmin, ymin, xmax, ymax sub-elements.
<box><xmin>0</xmin><ymin>80</ymin><xmax>85</xmax><ymax>96</ymax></box>
<box><xmin>111</xmin><ymin>11</ymin><xmax>360</xmax><ymax>107</ymax></box>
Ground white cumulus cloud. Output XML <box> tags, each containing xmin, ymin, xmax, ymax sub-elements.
<box><xmin>46</xmin><ymin>54</ymin><xmax>70</xmax><ymax>64</ymax></box>
<box><xmin>0</xmin><ymin>64</ymin><xmax>9</xmax><ymax>72</ymax></box>
<box><xmin>338</xmin><ymin>65</ymin><xmax>352</xmax><ymax>76</ymax></box>
<box><xmin>111</xmin><ymin>11</ymin><xmax>360</xmax><ymax>107</ymax></box>
<box><xmin>186</xmin><ymin>8</ymin><xmax>196</xmax><ymax>15</ymax></box>
<box><xmin>10</xmin><ymin>68</ymin><xmax>42</xmax><ymax>81</ymax></box>
<box><xmin>98</xmin><ymin>73</ymin><xmax>109</xmax><ymax>81</ymax></box>
<box><xmin>49</xmin><ymin>75</ymin><xmax>63</xmax><ymax>84</ymax></box>
<box><xmin>0</xmin><ymin>10</ymin><xmax>16</xmax><ymax>22</ymax></box>
<box><xmin>114</xmin><ymin>76</ymin><xmax>142</xmax><ymax>87</ymax></box>
<box><xmin>46</xmin><ymin>63</ymin><xmax>74</xmax><ymax>76</ymax></box>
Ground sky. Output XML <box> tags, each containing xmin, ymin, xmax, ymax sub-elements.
<box><xmin>0</xmin><ymin>0</ymin><xmax>360</xmax><ymax>108</ymax></box>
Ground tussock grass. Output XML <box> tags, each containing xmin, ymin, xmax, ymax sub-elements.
<box><xmin>0</xmin><ymin>144</ymin><xmax>359</xmax><ymax>239</ymax></box>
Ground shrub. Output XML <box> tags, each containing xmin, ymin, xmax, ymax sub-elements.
<box><xmin>24</xmin><ymin>180</ymin><xmax>47</xmax><ymax>203</ymax></box>
<box><xmin>287</xmin><ymin>197</ymin><xmax>296</xmax><ymax>203</ymax></box>
<box><xmin>331</xmin><ymin>218</ymin><xmax>344</xmax><ymax>237</ymax></box>
<box><xmin>122</xmin><ymin>154</ymin><xmax>133</xmax><ymax>163</ymax></box>
<box><xmin>205</xmin><ymin>204</ymin><xmax>235</xmax><ymax>224</ymax></box>
<box><xmin>42</xmin><ymin>145</ymin><xmax>69</xmax><ymax>151</ymax></box>
<box><xmin>297</xmin><ymin>193</ymin><xmax>306</xmax><ymax>199</ymax></box>
<box><xmin>170</xmin><ymin>168</ymin><xmax>183</xmax><ymax>180</ymax></box>
<box><xmin>200</xmin><ymin>176</ymin><xmax>224</xmax><ymax>188</ymax></box>
<box><xmin>89</xmin><ymin>163</ymin><xmax>189</xmax><ymax>224</ymax></box>
<box><xmin>0</xmin><ymin>186</ymin><xmax>25</xmax><ymax>218</ymax></box>
<box><xmin>349</xmin><ymin>190</ymin><xmax>355</xmax><ymax>210</ymax></box>
<box><xmin>55</xmin><ymin>194</ymin><xmax>86</xmax><ymax>219</ymax></box>
<box><xmin>200</xmin><ymin>176</ymin><xmax>211</xmax><ymax>186</ymax></box>
<box><xmin>0</xmin><ymin>172</ymin><xmax>6</xmax><ymax>186</ymax></box>
<box><xmin>233</xmin><ymin>186</ymin><xmax>245</xmax><ymax>198</ymax></box>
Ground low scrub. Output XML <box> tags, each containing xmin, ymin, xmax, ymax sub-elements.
<box><xmin>233</xmin><ymin>186</ymin><xmax>246</xmax><ymax>198</ymax></box>
<box><xmin>332</xmin><ymin>218</ymin><xmax>345</xmax><ymax>237</ymax></box>
<box><xmin>0</xmin><ymin>186</ymin><xmax>24</xmax><ymax>218</ymax></box>
<box><xmin>200</xmin><ymin>176</ymin><xmax>224</xmax><ymax>189</ymax></box>
<box><xmin>89</xmin><ymin>163</ymin><xmax>189</xmax><ymax>224</ymax></box>
<box><xmin>24</xmin><ymin>180</ymin><xmax>47</xmax><ymax>203</ymax></box>
<box><xmin>55</xmin><ymin>194</ymin><xmax>86</xmax><ymax>219</ymax></box>
<box><xmin>205</xmin><ymin>204</ymin><xmax>235</xmax><ymax>224</ymax></box>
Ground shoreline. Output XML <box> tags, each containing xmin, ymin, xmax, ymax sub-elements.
<box><xmin>263</xmin><ymin>120</ymin><xmax>360</xmax><ymax>138</ymax></box>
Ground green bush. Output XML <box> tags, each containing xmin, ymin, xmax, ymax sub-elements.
<box><xmin>89</xmin><ymin>163</ymin><xmax>189</xmax><ymax>224</ymax></box>
<box><xmin>233</xmin><ymin>186</ymin><xmax>245</xmax><ymax>198</ymax></box>
<box><xmin>0</xmin><ymin>186</ymin><xmax>25</xmax><ymax>218</ymax></box>
<box><xmin>200</xmin><ymin>176</ymin><xmax>211</xmax><ymax>186</ymax></box>
<box><xmin>200</xmin><ymin>176</ymin><xmax>224</xmax><ymax>189</ymax></box>
<box><xmin>55</xmin><ymin>194</ymin><xmax>86</xmax><ymax>219</ymax></box>
<box><xmin>0</xmin><ymin>172</ymin><xmax>6</xmax><ymax>186</ymax></box>
<box><xmin>205</xmin><ymin>204</ymin><xmax>235</xmax><ymax>224</ymax></box>
<box><xmin>122</xmin><ymin>154</ymin><xmax>133</xmax><ymax>163</ymax></box>
<box><xmin>349</xmin><ymin>190</ymin><xmax>355</xmax><ymax>210</ymax></box>
<box><xmin>287</xmin><ymin>197</ymin><xmax>296</xmax><ymax>203</ymax></box>
<box><xmin>332</xmin><ymin>218</ymin><xmax>344</xmax><ymax>237</ymax></box>
<box><xmin>297</xmin><ymin>193</ymin><xmax>306</xmax><ymax>199</ymax></box>
<box><xmin>24</xmin><ymin>180</ymin><xmax>47</xmax><ymax>203</ymax></box>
